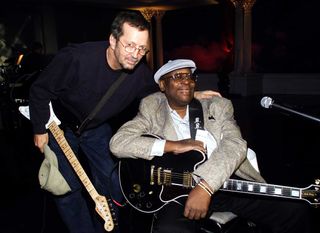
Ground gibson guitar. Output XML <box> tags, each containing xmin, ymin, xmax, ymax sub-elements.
<box><xmin>119</xmin><ymin>150</ymin><xmax>320</xmax><ymax>213</ymax></box>
<box><xmin>19</xmin><ymin>103</ymin><xmax>115</xmax><ymax>232</ymax></box>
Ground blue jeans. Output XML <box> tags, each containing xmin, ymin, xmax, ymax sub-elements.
<box><xmin>49</xmin><ymin>123</ymin><xmax>122</xmax><ymax>233</ymax></box>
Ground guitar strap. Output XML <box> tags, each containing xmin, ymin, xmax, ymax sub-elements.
<box><xmin>189</xmin><ymin>98</ymin><xmax>204</xmax><ymax>140</ymax></box>
<box><xmin>76</xmin><ymin>72</ymin><xmax>127</xmax><ymax>135</ymax></box>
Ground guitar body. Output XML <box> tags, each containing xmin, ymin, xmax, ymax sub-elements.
<box><xmin>119</xmin><ymin>150</ymin><xmax>320</xmax><ymax>213</ymax></box>
<box><xmin>119</xmin><ymin>150</ymin><xmax>206</xmax><ymax>213</ymax></box>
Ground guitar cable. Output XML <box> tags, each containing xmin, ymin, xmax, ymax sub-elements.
<box><xmin>108</xmin><ymin>161</ymin><xmax>127</xmax><ymax>208</ymax></box>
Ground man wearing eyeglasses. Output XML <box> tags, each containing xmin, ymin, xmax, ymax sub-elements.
<box><xmin>110</xmin><ymin>59</ymin><xmax>311</xmax><ymax>233</ymax></box>
<box><xmin>28</xmin><ymin>11</ymin><xmax>219</xmax><ymax>233</ymax></box>
<box><xmin>28</xmin><ymin>11</ymin><xmax>155</xmax><ymax>233</ymax></box>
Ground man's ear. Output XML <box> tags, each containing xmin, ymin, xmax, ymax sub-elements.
<box><xmin>109</xmin><ymin>34</ymin><xmax>116</xmax><ymax>50</ymax></box>
<box><xmin>159</xmin><ymin>80</ymin><xmax>165</xmax><ymax>92</ymax></box>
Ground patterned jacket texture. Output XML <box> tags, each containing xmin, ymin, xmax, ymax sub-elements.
<box><xmin>110</xmin><ymin>92</ymin><xmax>265</xmax><ymax>193</ymax></box>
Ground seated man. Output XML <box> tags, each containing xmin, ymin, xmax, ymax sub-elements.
<box><xmin>110</xmin><ymin>59</ymin><xmax>311</xmax><ymax>233</ymax></box>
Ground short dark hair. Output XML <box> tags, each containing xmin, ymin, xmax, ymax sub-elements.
<box><xmin>110</xmin><ymin>11</ymin><xmax>150</xmax><ymax>40</ymax></box>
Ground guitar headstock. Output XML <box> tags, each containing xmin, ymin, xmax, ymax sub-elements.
<box><xmin>95</xmin><ymin>195</ymin><xmax>115</xmax><ymax>232</ymax></box>
<box><xmin>301</xmin><ymin>179</ymin><xmax>320</xmax><ymax>206</ymax></box>
<box><xmin>18</xmin><ymin>102</ymin><xmax>61</xmax><ymax>128</ymax></box>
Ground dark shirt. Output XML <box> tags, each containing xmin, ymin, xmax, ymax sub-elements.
<box><xmin>29</xmin><ymin>41</ymin><xmax>155</xmax><ymax>134</ymax></box>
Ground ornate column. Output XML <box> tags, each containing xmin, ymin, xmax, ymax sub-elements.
<box><xmin>243</xmin><ymin>0</ymin><xmax>256</xmax><ymax>73</ymax></box>
<box><xmin>140</xmin><ymin>9</ymin><xmax>156</xmax><ymax>70</ymax></box>
<box><xmin>229</xmin><ymin>0</ymin><xmax>261</xmax><ymax>96</ymax></box>
<box><xmin>230</xmin><ymin>0</ymin><xmax>244</xmax><ymax>74</ymax></box>
<box><xmin>229</xmin><ymin>0</ymin><xmax>256</xmax><ymax>74</ymax></box>
<box><xmin>154</xmin><ymin>10</ymin><xmax>165</xmax><ymax>69</ymax></box>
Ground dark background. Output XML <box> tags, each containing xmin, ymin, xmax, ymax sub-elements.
<box><xmin>0</xmin><ymin>0</ymin><xmax>319</xmax><ymax>232</ymax></box>
<box><xmin>1</xmin><ymin>0</ymin><xmax>320</xmax><ymax>73</ymax></box>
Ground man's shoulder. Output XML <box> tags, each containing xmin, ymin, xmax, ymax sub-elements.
<box><xmin>142</xmin><ymin>92</ymin><xmax>165</xmax><ymax>102</ymax></box>
<box><xmin>69</xmin><ymin>41</ymin><xmax>107</xmax><ymax>49</ymax></box>
<box><xmin>140</xmin><ymin>92</ymin><xmax>166</xmax><ymax>108</ymax></box>
<box><xmin>59</xmin><ymin>41</ymin><xmax>107</xmax><ymax>55</ymax></box>
<box><xmin>199</xmin><ymin>96</ymin><xmax>231</xmax><ymax>106</ymax></box>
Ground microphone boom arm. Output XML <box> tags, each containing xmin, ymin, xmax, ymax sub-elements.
<box><xmin>271</xmin><ymin>103</ymin><xmax>320</xmax><ymax>123</ymax></box>
<box><xmin>261</xmin><ymin>96</ymin><xmax>320</xmax><ymax>123</ymax></box>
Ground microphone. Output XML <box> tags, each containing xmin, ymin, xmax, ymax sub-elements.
<box><xmin>260</xmin><ymin>96</ymin><xmax>320</xmax><ymax>123</ymax></box>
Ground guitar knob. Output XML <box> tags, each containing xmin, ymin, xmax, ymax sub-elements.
<box><xmin>133</xmin><ymin>184</ymin><xmax>141</xmax><ymax>193</ymax></box>
<box><xmin>146</xmin><ymin>202</ymin><xmax>152</xmax><ymax>208</ymax></box>
<box><xmin>138</xmin><ymin>192</ymin><xmax>146</xmax><ymax>198</ymax></box>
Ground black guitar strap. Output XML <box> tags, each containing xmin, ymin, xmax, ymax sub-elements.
<box><xmin>189</xmin><ymin>98</ymin><xmax>204</xmax><ymax>140</ymax></box>
<box><xmin>76</xmin><ymin>72</ymin><xmax>127</xmax><ymax>135</ymax></box>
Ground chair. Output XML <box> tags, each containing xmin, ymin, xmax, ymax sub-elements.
<box><xmin>199</xmin><ymin>148</ymin><xmax>260</xmax><ymax>233</ymax></box>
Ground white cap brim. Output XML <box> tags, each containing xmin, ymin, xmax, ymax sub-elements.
<box><xmin>154</xmin><ymin>59</ymin><xmax>196</xmax><ymax>84</ymax></box>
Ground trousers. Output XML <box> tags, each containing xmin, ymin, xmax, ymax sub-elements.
<box><xmin>49</xmin><ymin>122</ymin><xmax>123</xmax><ymax>233</ymax></box>
<box><xmin>152</xmin><ymin>192</ymin><xmax>311</xmax><ymax>233</ymax></box>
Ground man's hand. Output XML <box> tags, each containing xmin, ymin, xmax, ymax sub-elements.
<box><xmin>164</xmin><ymin>139</ymin><xmax>205</xmax><ymax>154</ymax></box>
<box><xmin>184</xmin><ymin>185</ymin><xmax>212</xmax><ymax>220</ymax></box>
<box><xmin>194</xmin><ymin>90</ymin><xmax>221</xmax><ymax>100</ymax></box>
<box><xmin>34</xmin><ymin>133</ymin><xmax>49</xmax><ymax>153</ymax></box>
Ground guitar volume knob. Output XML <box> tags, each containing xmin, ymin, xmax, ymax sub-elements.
<box><xmin>146</xmin><ymin>202</ymin><xmax>152</xmax><ymax>208</ymax></box>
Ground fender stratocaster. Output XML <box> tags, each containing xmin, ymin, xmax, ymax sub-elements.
<box><xmin>19</xmin><ymin>103</ymin><xmax>115</xmax><ymax>232</ymax></box>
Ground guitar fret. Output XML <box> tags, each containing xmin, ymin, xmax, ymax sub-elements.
<box><xmin>260</xmin><ymin>185</ymin><xmax>267</xmax><ymax>193</ymax></box>
<box><xmin>274</xmin><ymin>187</ymin><xmax>282</xmax><ymax>195</ymax></box>
<box><xmin>291</xmin><ymin>189</ymin><xmax>300</xmax><ymax>197</ymax></box>
<box><xmin>76</xmin><ymin>168</ymin><xmax>84</xmax><ymax>176</ymax></box>
<box><xmin>236</xmin><ymin>181</ymin><xmax>242</xmax><ymax>190</ymax></box>
<box><xmin>82</xmin><ymin>178</ymin><xmax>91</xmax><ymax>186</ymax></box>
<box><xmin>68</xmin><ymin>156</ymin><xmax>77</xmax><ymax>164</ymax></box>
<box><xmin>254</xmin><ymin>184</ymin><xmax>261</xmax><ymax>192</ymax></box>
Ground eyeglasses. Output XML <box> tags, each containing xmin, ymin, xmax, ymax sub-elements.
<box><xmin>118</xmin><ymin>40</ymin><xmax>149</xmax><ymax>56</ymax></box>
<box><xmin>161</xmin><ymin>72</ymin><xmax>198</xmax><ymax>83</ymax></box>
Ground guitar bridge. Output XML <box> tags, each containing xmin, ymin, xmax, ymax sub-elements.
<box><xmin>183</xmin><ymin>172</ymin><xmax>193</xmax><ymax>188</ymax></box>
<box><xmin>163</xmin><ymin>169</ymin><xmax>172</xmax><ymax>186</ymax></box>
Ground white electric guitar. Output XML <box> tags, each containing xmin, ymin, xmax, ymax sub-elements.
<box><xmin>19</xmin><ymin>103</ymin><xmax>115</xmax><ymax>232</ymax></box>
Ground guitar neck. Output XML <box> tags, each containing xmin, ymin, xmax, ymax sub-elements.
<box><xmin>221</xmin><ymin>179</ymin><xmax>302</xmax><ymax>200</ymax></box>
<box><xmin>48</xmin><ymin>121</ymin><xmax>100</xmax><ymax>200</ymax></box>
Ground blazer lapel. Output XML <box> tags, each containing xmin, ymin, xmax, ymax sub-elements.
<box><xmin>157</xmin><ymin>99</ymin><xmax>178</xmax><ymax>140</ymax></box>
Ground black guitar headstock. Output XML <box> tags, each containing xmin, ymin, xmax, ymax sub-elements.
<box><xmin>301</xmin><ymin>179</ymin><xmax>320</xmax><ymax>206</ymax></box>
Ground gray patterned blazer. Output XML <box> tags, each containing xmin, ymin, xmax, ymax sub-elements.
<box><xmin>110</xmin><ymin>92</ymin><xmax>265</xmax><ymax>193</ymax></box>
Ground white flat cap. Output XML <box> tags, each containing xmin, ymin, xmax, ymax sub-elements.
<box><xmin>39</xmin><ymin>144</ymin><xmax>71</xmax><ymax>195</ymax></box>
<box><xmin>154</xmin><ymin>59</ymin><xmax>196</xmax><ymax>83</ymax></box>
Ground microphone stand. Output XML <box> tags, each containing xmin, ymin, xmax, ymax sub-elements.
<box><xmin>271</xmin><ymin>102</ymin><xmax>320</xmax><ymax>123</ymax></box>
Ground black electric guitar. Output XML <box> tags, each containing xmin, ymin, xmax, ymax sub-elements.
<box><xmin>119</xmin><ymin>150</ymin><xmax>320</xmax><ymax>213</ymax></box>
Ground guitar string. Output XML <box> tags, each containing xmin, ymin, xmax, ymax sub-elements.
<box><xmin>153</xmin><ymin>171</ymin><xmax>297</xmax><ymax>195</ymax></box>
